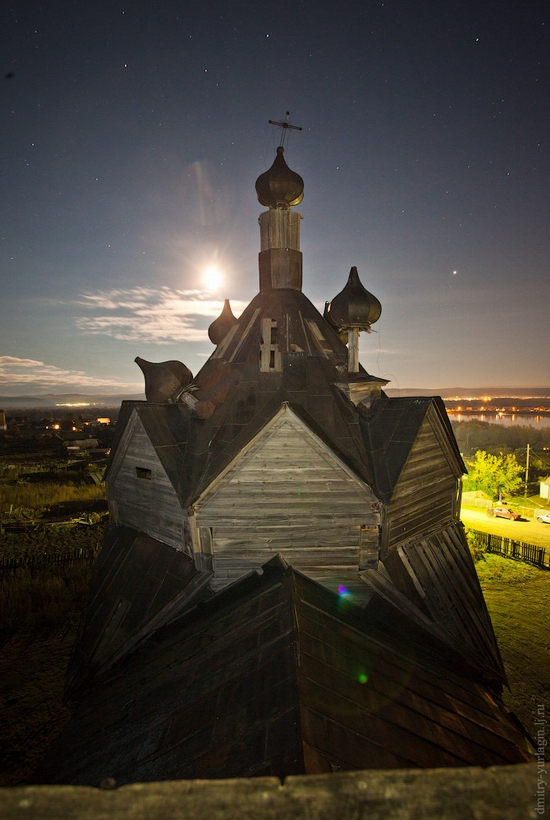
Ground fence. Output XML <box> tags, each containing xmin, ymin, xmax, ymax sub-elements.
<box><xmin>468</xmin><ymin>528</ymin><xmax>550</xmax><ymax>570</ymax></box>
<box><xmin>0</xmin><ymin>544</ymin><xmax>102</xmax><ymax>578</ymax></box>
<box><xmin>3</xmin><ymin>528</ymin><xmax>548</xmax><ymax>578</ymax></box>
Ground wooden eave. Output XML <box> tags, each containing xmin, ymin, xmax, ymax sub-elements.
<box><xmin>426</xmin><ymin>396</ymin><xmax>466</xmax><ymax>476</ymax></box>
<box><xmin>103</xmin><ymin>400</ymin><xmax>142</xmax><ymax>481</ymax></box>
<box><xmin>106</xmin><ymin>402</ymin><xmax>199</xmax><ymax>503</ymax></box>
<box><xmin>108</xmin><ymin>289</ymin><xmax>385</xmax><ymax>510</ymax></box>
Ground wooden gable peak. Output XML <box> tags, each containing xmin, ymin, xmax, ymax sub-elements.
<box><xmin>193</xmin><ymin>401</ymin><xmax>373</xmax><ymax>508</ymax></box>
<box><xmin>189</xmin><ymin>402</ymin><xmax>381</xmax><ymax>599</ymax></box>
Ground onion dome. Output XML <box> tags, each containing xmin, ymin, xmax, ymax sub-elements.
<box><xmin>208</xmin><ymin>299</ymin><xmax>238</xmax><ymax>345</ymax></box>
<box><xmin>255</xmin><ymin>146</ymin><xmax>304</xmax><ymax>209</ymax></box>
<box><xmin>326</xmin><ymin>267</ymin><xmax>381</xmax><ymax>331</ymax></box>
<box><xmin>323</xmin><ymin>301</ymin><xmax>348</xmax><ymax>343</ymax></box>
<box><xmin>135</xmin><ymin>357</ymin><xmax>192</xmax><ymax>403</ymax></box>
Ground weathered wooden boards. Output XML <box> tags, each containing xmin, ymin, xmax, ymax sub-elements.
<box><xmin>36</xmin><ymin>564</ymin><xmax>532</xmax><ymax>787</ymax></box>
<box><xmin>193</xmin><ymin>405</ymin><xmax>379</xmax><ymax>594</ymax></box>
<box><xmin>108</xmin><ymin>411</ymin><xmax>189</xmax><ymax>554</ymax></box>
<box><xmin>383</xmin><ymin>414</ymin><xmax>458</xmax><ymax>552</ymax></box>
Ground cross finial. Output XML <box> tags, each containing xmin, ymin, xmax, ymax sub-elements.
<box><xmin>268</xmin><ymin>111</ymin><xmax>302</xmax><ymax>148</ymax></box>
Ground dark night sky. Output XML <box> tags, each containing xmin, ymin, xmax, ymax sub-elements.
<box><xmin>1</xmin><ymin>0</ymin><xmax>549</xmax><ymax>395</ymax></box>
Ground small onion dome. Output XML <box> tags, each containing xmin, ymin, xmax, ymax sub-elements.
<box><xmin>323</xmin><ymin>300</ymin><xmax>347</xmax><ymax>343</ymax></box>
<box><xmin>327</xmin><ymin>267</ymin><xmax>382</xmax><ymax>331</ymax></box>
<box><xmin>255</xmin><ymin>146</ymin><xmax>304</xmax><ymax>209</ymax></box>
<box><xmin>208</xmin><ymin>299</ymin><xmax>238</xmax><ymax>345</ymax></box>
<box><xmin>323</xmin><ymin>301</ymin><xmax>336</xmax><ymax>327</ymax></box>
<box><xmin>135</xmin><ymin>357</ymin><xmax>192</xmax><ymax>403</ymax></box>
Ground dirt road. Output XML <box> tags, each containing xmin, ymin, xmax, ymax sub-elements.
<box><xmin>460</xmin><ymin>506</ymin><xmax>550</xmax><ymax>550</ymax></box>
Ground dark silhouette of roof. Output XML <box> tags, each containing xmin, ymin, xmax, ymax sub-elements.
<box><xmin>37</xmin><ymin>559</ymin><xmax>531</xmax><ymax>786</ymax></box>
<box><xmin>255</xmin><ymin>146</ymin><xmax>304</xmax><ymax>208</ymax></box>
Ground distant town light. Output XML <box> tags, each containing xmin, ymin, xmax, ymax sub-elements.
<box><xmin>55</xmin><ymin>402</ymin><xmax>103</xmax><ymax>407</ymax></box>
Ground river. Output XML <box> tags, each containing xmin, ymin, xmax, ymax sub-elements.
<box><xmin>448</xmin><ymin>413</ymin><xmax>550</xmax><ymax>429</ymax></box>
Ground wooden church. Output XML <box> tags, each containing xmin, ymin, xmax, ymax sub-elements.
<box><xmin>37</xmin><ymin>139</ymin><xmax>533</xmax><ymax>785</ymax></box>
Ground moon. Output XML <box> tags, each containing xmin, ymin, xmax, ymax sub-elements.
<box><xmin>203</xmin><ymin>265</ymin><xmax>223</xmax><ymax>292</ymax></box>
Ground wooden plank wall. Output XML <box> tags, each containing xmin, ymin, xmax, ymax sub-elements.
<box><xmin>196</xmin><ymin>415</ymin><xmax>379</xmax><ymax>591</ymax></box>
<box><xmin>108</xmin><ymin>413</ymin><xmax>188</xmax><ymax>553</ymax></box>
<box><xmin>384</xmin><ymin>415</ymin><xmax>459</xmax><ymax>554</ymax></box>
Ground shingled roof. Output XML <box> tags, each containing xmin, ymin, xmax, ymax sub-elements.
<box><xmin>37</xmin><ymin>560</ymin><xmax>532</xmax><ymax>786</ymax></box>
<box><xmin>360</xmin><ymin>396</ymin><xmax>465</xmax><ymax>503</ymax></box>
<box><xmin>65</xmin><ymin>526</ymin><xmax>211</xmax><ymax>694</ymax></box>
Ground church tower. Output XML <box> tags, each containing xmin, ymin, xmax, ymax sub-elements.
<box><xmin>38</xmin><ymin>137</ymin><xmax>533</xmax><ymax>786</ymax></box>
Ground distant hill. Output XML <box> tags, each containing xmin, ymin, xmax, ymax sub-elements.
<box><xmin>1</xmin><ymin>387</ymin><xmax>549</xmax><ymax>409</ymax></box>
<box><xmin>0</xmin><ymin>393</ymin><xmax>144</xmax><ymax>409</ymax></box>
<box><xmin>385</xmin><ymin>387</ymin><xmax>550</xmax><ymax>399</ymax></box>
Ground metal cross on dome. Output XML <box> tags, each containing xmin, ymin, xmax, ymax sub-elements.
<box><xmin>268</xmin><ymin>111</ymin><xmax>302</xmax><ymax>148</ymax></box>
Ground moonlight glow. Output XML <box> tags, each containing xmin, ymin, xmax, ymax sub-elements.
<box><xmin>203</xmin><ymin>265</ymin><xmax>223</xmax><ymax>292</ymax></box>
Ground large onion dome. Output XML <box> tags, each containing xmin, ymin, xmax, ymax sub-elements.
<box><xmin>326</xmin><ymin>267</ymin><xmax>381</xmax><ymax>332</ymax></box>
<box><xmin>255</xmin><ymin>146</ymin><xmax>304</xmax><ymax>209</ymax></box>
<box><xmin>208</xmin><ymin>299</ymin><xmax>238</xmax><ymax>345</ymax></box>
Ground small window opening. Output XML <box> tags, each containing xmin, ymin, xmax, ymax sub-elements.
<box><xmin>260</xmin><ymin>317</ymin><xmax>282</xmax><ymax>371</ymax></box>
<box><xmin>136</xmin><ymin>467</ymin><xmax>152</xmax><ymax>480</ymax></box>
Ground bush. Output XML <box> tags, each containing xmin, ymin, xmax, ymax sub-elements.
<box><xmin>466</xmin><ymin>530</ymin><xmax>486</xmax><ymax>563</ymax></box>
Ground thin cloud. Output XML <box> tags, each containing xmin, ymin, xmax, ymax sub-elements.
<box><xmin>0</xmin><ymin>356</ymin><xmax>136</xmax><ymax>391</ymax></box>
<box><xmin>74</xmin><ymin>287</ymin><xmax>246</xmax><ymax>344</ymax></box>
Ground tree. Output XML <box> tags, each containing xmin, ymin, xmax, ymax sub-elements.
<box><xmin>464</xmin><ymin>450</ymin><xmax>523</xmax><ymax>500</ymax></box>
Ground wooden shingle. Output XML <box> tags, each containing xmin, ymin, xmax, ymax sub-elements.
<box><xmin>37</xmin><ymin>563</ymin><xmax>531</xmax><ymax>786</ymax></box>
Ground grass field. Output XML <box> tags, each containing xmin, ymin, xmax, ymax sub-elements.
<box><xmin>0</xmin><ymin>520</ymin><xmax>107</xmax><ymax>560</ymax></box>
<box><xmin>0</xmin><ymin>483</ymin><xmax>105</xmax><ymax>515</ymax></box>
<box><xmin>0</xmin><ymin>561</ymin><xmax>93</xmax><ymax>786</ymax></box>
<box><xmin>0</xmin><ymin>630</ymin><xmax>77</xmax><ymax>786</ymax></box>
<box><xmin>0</xmin><ymin>486</ymin><xmax>103</xmax><ymax>786</ymax></box>
<box><xmin>475</xmin><ymin>554</ymin><xmax>550</xmax><ymax>732</ymax></box>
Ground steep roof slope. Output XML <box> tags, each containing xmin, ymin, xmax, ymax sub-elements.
<box><xmin>65</xmin><ymin>526</ymin><xmax>210</xmax><ymax>694</ymax></box>
<box><xmin>37</xmin><ymin>561</ymin><xmax>531</xmax><ymax>786</ymax></box>
<box><xmin>360</xmin><ymin>396</ymin><xmax>465</xmax><ymax>503</ymax></box>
